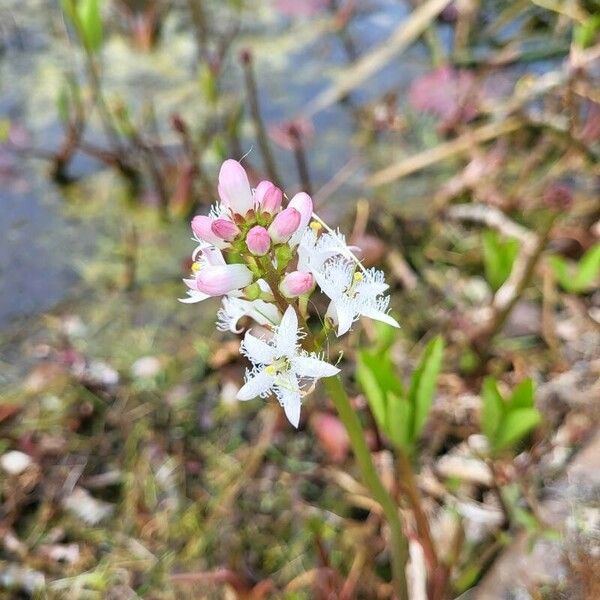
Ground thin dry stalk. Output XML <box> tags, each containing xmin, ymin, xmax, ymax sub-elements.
<box><xmin>445</xmin><ymin>204</ymin><xmax>535</xmax><ymax>245</ymax></box>
<box><xmin>368</xmin><ymin>118</ymin><xmax>522</xmax><ymax>187</ymax></box>
<box><xmin>240</xmin><ymin>50</ymin><xmax>281</xmax><ymax>186</ymax></box>
<box><xmin>303</xmin><ymin>0</ymin><xmax>452</xmax><ymax>116</ymax></box>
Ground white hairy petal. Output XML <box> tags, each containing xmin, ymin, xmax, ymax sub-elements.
<box><xmin>275</xmin><ymin>306</ymin><xmax>299</xmax><ymax>357</ymax></box>
<box><xmin>361</xmin><ymin>306</ymin><xmax>401</xmax><ymax>328</ymax></box>
<box><xmin>292</xmin><ymin>355</ymin><xmax>340</xmax><ymax>378</ymax></box>
<box><xmin>241</xmin><ymin>332</ymin><xmax>277</xmax><ymax>365</ymax></box>
<box><xmin>237</xmin><ymin>370</ymin><xmax>275</xmax><ymax>401</ymax></box>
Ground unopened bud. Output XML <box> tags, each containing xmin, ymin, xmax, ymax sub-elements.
<box><xmin>280</xmin><ymin>271</ymin><xmax>314</xmax><ymax>298</ymax></box>
<box><xmin>268</xmin><ymin>207</ymin><xmax>301</xmax><ymax>243</ymax></box>
<box><xmin>211</xmin><ymin>218</ymin><xmax>240</xmax><ymax>242</ymax></box>
<box><xmin>255</xmin><ymin>180</ymin><xmax>283</xmax><ymax>214</ymax></box>
<box><xmin>187</xmin><ymin>264</ymin><xmax>253</xmax><ymax>296</ymax></box>
<box><xmin>191</xmin><ymin>215</ymin><xmax>223</xmax><ymax>246</ymax></box>
<box><xmin>246</xmin><ymin>225</ymin><xmax>271</xmax><ymax>256</ymax></box>
<box><xmin>244</xmin><ymin>282</ymin><xmax>261</xmax><ymax>300</ymax></box>
<box><xmin>262</xmin><ymin>185</ymin><xmax>283</xmax><ymax>214</ymax></box>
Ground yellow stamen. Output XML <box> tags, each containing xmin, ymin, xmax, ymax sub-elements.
<box><xmin>309</xmin><ymin>221</ymin><xmax>322</xmax><ymax>233</ymax></box>
<box><xmin>353</xmin><ymin>271</ymin><xmax>364</xmax><ymax>283</ymax></box>
<box><xmin>265</xmin><ymin>365</ymin><xmax>277</xmax><ymax>375</ymax></box>
<box><xmin>191</xmin><ymin>262</ymin><xmax>201</xmax><ymax>273</ymax></box>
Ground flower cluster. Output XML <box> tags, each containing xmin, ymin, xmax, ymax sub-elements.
<box><xmin>181</xmin><ymin>159</ymin><xmax>399</xmax><ymax>426</ymax></box>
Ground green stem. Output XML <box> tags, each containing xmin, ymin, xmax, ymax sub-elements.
<box><xmin>323</xmin><ymin>376</ymin><xmax>409</xmax><ymax>600</ymax></box>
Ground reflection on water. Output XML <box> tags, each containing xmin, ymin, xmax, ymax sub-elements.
<box><xmin>0</xmin><ymin>0</ymin><xmax>432</xmax><ymax>329</ymax></box>
<box><xmin>0</xmin><ymin>0</ymin><xmax>561</xmax><ymax>331</ymax></box>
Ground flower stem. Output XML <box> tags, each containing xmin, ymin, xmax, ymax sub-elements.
<box><xmin>396</xmin><ymin>448</ymin><xmax>447</xmax><ymax>600</ymax></box>
<box><xmin>323</xmin><ymin>375</ymin><xmax>409</xmax><ymax>600</ymax></box>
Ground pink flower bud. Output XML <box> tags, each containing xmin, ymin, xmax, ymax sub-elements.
<box><xmin>280</xmin><ymin>271</ymin><xmax>314</xmax><ymax>297</ymax></box>
<box><xmin>254</xmin><ymin>180</ymin><xmax>274</xmax><ymax>205</ymax></box>
<box><xmin>246</xmin><ymin>225</ymin><xmax>271</xmax><ymax>256</ymax></box>
<box><xmin>211</xmin><ymin>218</ymin><xmax>240</xmax><ymax>241</ymax></box>
<box><xmin>217</xmin><ymin>159</ymin><xmax>253</xmax><ymax>215</ymax></box>
<box><xmin>268</xmin><ymin>207</ymin><xmax>301</xmax><ymax>243</ymax></box>
<box><xmin>261</xmin><ymin>184</ymin><xmax>283</xmax><ymax>215</ymax></box>
<box><xmin>193</xmin><ymin>264</ymin><xmax>253</xmax><ymax>296</ymax></box>
<box><xmin>191</xmin><ymin>215</ymin><xmax>224</xmax><ymax>246</ymax></box>
<box><xmin>287</xmin><ymin>192</ymin><xmax>313</xmax><ymax>245</ymax></box>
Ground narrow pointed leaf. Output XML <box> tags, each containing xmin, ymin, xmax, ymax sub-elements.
<box><xmin>509</xmin><ymin>378</ymin><xmax>534</xmax><ymax>410</ymax></box>
<box><xmin>79</xmin><ymin>0</ymin><xmax>103</xmax><ymax>53</ymax></box>
<box><xmin>482</xmin><ymin>230</ymin><xmax>519</xmax><ymax>291</ymax></box>
<box><xmin>481</xmin><ymin>377</ymin><xmax>504</xmax><ymax>443</ymax></box>
<box><xmin>573</xmin><ymin>243</ymin><xmax>600</xmax><ymax>291</ymax></box>
<box><xmin>387</xmin><ymin>392</ymin><xmax>412</xmax><ymax>450</ymax></box>
<box><xmin>549</xmin><ymin>255</ymin><xmax>574</xmax><ymax>292</ymax></box>
<box><xmin>494</xmin><ymin>408</ymin><xmax>541</xmax><ymax>451</ymax></box>
<box><xmin>357</xmin><ymin>350</ymin><xmax>404</xmax><ymax>432</ymax></box>
<box><xmin>374</xmin><ymin>321</ymin><xmax>399</xmax><ymax>354</ymax></box>
<box><xmin>357</xmin><ymin>352</ymin><xmax>386</xmax><ymax>426</ymax></box>
<box><xmin>408</xmin><ymin>335</ymin><xmax>444</xmax><ymax>442</ymax></box>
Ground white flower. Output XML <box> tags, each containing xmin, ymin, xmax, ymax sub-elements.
<box><xmin>297</xmin><ymin>226</ymin><xmax>363</xmax><ymax>276</ymax></box>
<box><xmin>315</xmin><ymin>257</ymin><xmax>400</xmax><ymax>336</ymax></box>
<box><xmin>237</xmin><ymin>306</ymin><xmax>340</xmax><ymax>427</ymax></box>
<box><xmin>217</xmin><ymin>296</ymin><xmax>281</xmax><ymax>333</ymax></box>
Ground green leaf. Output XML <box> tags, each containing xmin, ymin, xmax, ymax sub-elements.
<box><xmin>386</xmin><ymin>392</ymin><xmax>412</xmax><ymax>449</ymax></box>
<box><xmin>79</xmin><ymin>0</ymin><xmax>103</xmax><ymax>52</ymax></box>
<box><xmin>356</xmin><ymin>351</ymin><xmax>403</xmax><ymax>428</ymax></box>
<box><xmin>574</xmin><ymin>14</ymin><xmax>600</xmax><ymax>49</ymax></box>
<box><xmin>373</xmin><ymin>320</ymin><xmax>399</xmax><ymax>354</ymax></box>
<box><xmin>198</xmin><ymin>64</ymin><xmax>218</xmax><ymax>105</ymax></box>
<box><xmin>356</xmin><ymin>352</ymin><xmax>386</xmax><ymax>426</ymax></box>
<box><xmin>549</xmin><ymin>255</ymin><xmax>572</xmax><ymax>291</ymax></box>
<box><xmin>573</xmin><ymin>243</ymin><xmax>600</xmax><ymax>292</ymax></box>
<box><xmin>513</xmin><ymin>506</ymin><xmax>540</xmax><ymax>533</ymax></box>
<box><xmin>509</xmin><ymin>378</ymin><xmax>534</xmax><ymax>410</ymax></box>
<box><xmin>493</xmin><ymin>408</ymin><xmax>541</xmax><ymax>451</ymax></box>
<box><xmin>357</xmin><ymin>348</ymin><xmax>406</xmax><ymax>453</ymax></box>
<box><xmin>551</xmin><ymin>245</ymin><xmax>600</xmax><ymax>294</ymax></box>
<box><xmin>62</xmin><ymin>0</ymin><xmax>103</xmax><ymax>53</ymax></box>
<box><xmin>481</xmin><ymin>230</ymin><xmax>519</xmax><ymax>291</ymax></box>
<box><xmin>482</xmin><ymin>230</ymin><xmax>502</xmax><ymax>290</ymax></box>
<box><xmin>481</xmin><ymin>377</ymin><xmax>504</xmax><ymax>443</ymax></box>
<box><xmin>408</xmin><ymin>336</ymin><xmax>444</xmax><ymax>443</ymax></box>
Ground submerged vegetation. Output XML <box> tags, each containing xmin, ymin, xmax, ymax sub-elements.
<box><xmin>1</xmin><ymin>0</ymin><xmax>599</xmax><ymax>598</ymax></box>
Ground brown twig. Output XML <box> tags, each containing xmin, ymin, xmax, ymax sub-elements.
<box><xmin>485</xmin><ymin>458</ymin><xmax>512</xmax><ymax>530</ymax></box>
<box><xmin>240</xmin><ymin>49</ymin><xmax>281</xmax><ymax>186</ymax></box>
<box><xmin>288</xmin><ymin>123</ymin><xmax>313</xmax><ymax>195</ymax></box>
<box><xmin>445</xmin><ymin>204</ymin><xmax>534</xmax><ymax>245</ymax></box>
